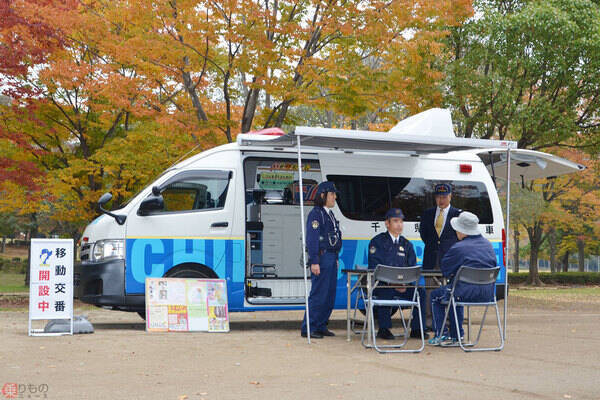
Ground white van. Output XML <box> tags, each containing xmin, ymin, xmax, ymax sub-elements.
<box><xmin>74</xmin><ymin>110</ymin><xmax>584</xmax><ymax>317</ymax></box>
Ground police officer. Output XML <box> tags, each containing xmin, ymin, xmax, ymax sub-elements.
<box><xmin>428</xmin><ymin>212</ymin><xmax>497</xmax><ymax>345</ymax></box>
<box><xmin>368</xmin><ymin>208</ymin><xmax>429</xmax><ymax>341</ymax></box>
<box><xmin>419</xmin><ymin>183</ymin><xmax>462</xmax><ymax>270</ymax></box>
<box><xmin>301</xmin><ymin>181</ymin><xmax>342</xmax><ymax>339</ymax></box>
<box><xmin>419</xmin><ymin>183</ymin><xmax>462</xmax><ymax>332</ymax></box>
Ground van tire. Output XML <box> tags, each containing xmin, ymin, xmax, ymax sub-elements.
<box><xmin>164</xmin><ymin>263</ymin><xmax>218</xmax><ymax>279</ymax></box>
<box><xmin>136</xmin><ymin>264</ymin><xmax>218</xmax><ymax>321</ymax></box>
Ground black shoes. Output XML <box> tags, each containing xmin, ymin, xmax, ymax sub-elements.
<box><xmin>410</xmin><ymin>330</ymin><xmax>430</xmax><ymax>339</ymax></box>
<box><xmin>376</xmin><ymin>328</ymin><xmax>430</xmax><ymax>340</ymax></box>
<box><xmin>377</xmin><ymin>328</ymin><xmax>395</xmax><ymax>340</ymax></box>
<box><xmin>318</xmin><ymin>329</ymin><xmax>336</xmax><ymax>337</ymax></box>
<box><xmin>300</xmin><ymin>329</ymin><xmax>335</xmax><ymax>338</ymax></box>
<box><xmin>301</xmin><ymin>331</ymin><xmax>323</xmax><ymax>339</ymax></box>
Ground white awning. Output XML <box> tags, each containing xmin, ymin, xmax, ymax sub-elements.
<box><xmin>238</xmin><ymin>126</ymin><xmax>517</xmax><ymax>154</ymax></box>
<box><xmin>475</xmin><ymin>149</ymin><xmax>586</xmax><ymax>182</ymax></box>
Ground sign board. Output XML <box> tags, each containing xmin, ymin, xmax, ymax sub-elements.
<box><xmin>145</xmin><ymin>278</ymin><xmax>229</xmax><ymax>333</ymax></box>
<box><xmin>28</xmin><ymin>238</ymin><xmax>74</xmax><ymax>336</ymax></box>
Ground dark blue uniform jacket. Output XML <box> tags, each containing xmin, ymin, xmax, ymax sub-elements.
<box><xmin>368</xmin><ymin>232</ymin><xmax>416</xmax><ymax>270</ymax></box>
<box><xmin>419</xmin><ymin>206</ymin><xmax>461</xmax><ymax>269</ymax></box>
<box><xmin>306</xmin><ymin>206</ymin><xmax>342</xmax><ymax>265</ymax></box>
<box><xmin>440</xmin><ymin>234</ymin><xmax>497</xmax><ymax>301</ymax></box>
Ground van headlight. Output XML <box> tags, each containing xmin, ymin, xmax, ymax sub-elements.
<box><xmin>92</xmin><ymin>239</ymin><xmax>125</xmax><ymax>262</ymax></box>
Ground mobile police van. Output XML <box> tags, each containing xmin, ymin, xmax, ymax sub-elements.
<box><xmin>74</xmin><ymin>109</ymin><xmax>584</xmax><ymax>318</ymax></box>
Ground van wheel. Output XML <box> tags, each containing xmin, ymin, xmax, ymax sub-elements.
<box><xmin>165</xmin><ymin>267</ymin><xmax>212</xmax><ymax>279</ymax></box>
<box><xmin>137</xmin><ymin>265</ymin><xmax>215</xmax><ymax>321</ymax></box>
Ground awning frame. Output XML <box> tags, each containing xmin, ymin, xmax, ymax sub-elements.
<box><xmin>292</xmin><ymin>127</ymin><xmax>519</xmax><ymax>344</ymax></box>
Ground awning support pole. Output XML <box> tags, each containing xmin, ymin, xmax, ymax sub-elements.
<box><xmin>489</xmin><ymin>151</ymin><xmax>497</xmax><ymax>189</ymax></box>
<box><xmin>503</xmin><ymin>149</ymin><xmax>511</xmax><ymax>341</ymax></box>
<box><xmin>297</xmin><ymin>134</ymin><xmax>311</xmax><ymax>344</ymax></box>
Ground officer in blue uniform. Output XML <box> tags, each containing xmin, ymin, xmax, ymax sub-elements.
<box><xmin>368</xmin><ymin>208</ymin><xmax>429</xmax><ymax>340</ymax></box>
<box><xmin>419</xmin><ymin>183</ymin><xmax>462</xmax><ymax>270</ymax></box>
<box><xmin>419</xmin><ymin>183</ymin><xmax>462</xmax><ymax>332</ymax></box>
<box><xmin>301</xmin><ymin>181</ymin><xmax>342</xmax><ymax>339</ymax></box>
<box><xmin>428</xmin><ymin>211</ymin><xmax>497</xmax><ymax>345</ymax></box>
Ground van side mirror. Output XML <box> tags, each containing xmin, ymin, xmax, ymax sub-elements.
<box><xmin>138</xmin><ymin>187</ymin><xmax>164</xmax><ymax>216</ymax></box>
<box><xmin>98</xmin><ymin>192</ymin><xmax>113</xmax><ymax>205</ymax></box>
<box><xmin>97</xmin><ymin>192</ymin><xmax>127</xmax><ymax>225</ymax></box>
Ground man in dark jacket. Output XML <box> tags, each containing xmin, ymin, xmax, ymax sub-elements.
<box><xmin>419</xmin><ymin>183</ymin><xmax>462</xmax><ymax>270</ymax></box>
<box><xmin>419</xmin><ymin>183</ymin><xmax>462</xmax><ymax>331</ymax></box>
<box><xmin>368</xmin><ymin>208</ymin><xmax>428</xmax><ymax>340</ymax></box>
<box><xmin>428</xmin><ymin>211</ymin><xmax>497</xmax><ymax>346</ymax></box>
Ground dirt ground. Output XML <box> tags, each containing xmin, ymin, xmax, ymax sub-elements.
<box><xmin>1</xmin><ymin>294</ymin><xmax>599</xmax><ymax>400</ymax></box>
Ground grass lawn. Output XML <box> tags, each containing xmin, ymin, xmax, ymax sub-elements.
<box><xmin>511</xmin><ymin>286</ymin><xmax>600</xmax><ymax>305</ymax></box>
<box><xmin>0</xmin><ymin>272</ymin><xmax>27</xmax><ymax>293</ymax></box>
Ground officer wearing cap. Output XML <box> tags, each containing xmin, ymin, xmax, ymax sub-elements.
<box><xmin>428</xmin><ymin>211</ymin><xmax>497</xmax><ymax>345</ymax></box>
<box><xmin>419</xmin><ymin>183</ymin><xmax>462</xmax><ymax>270</ymax></box>
<box><xmin>367</xmin><ymin>208</ymin><xmax>428</xmax><ymax>341</ymax></box>
<box><xmin>419</xmin><ymin>183</ymin><xmax>462</xmax><ymax>333</ymax></box>
<box><xmin>301</xmin><ymin>181</ymin><xmax>342</xmax><ymax>339</ymax></box>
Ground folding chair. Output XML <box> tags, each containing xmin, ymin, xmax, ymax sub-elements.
<box><xmin>362</xmin><ymin>265</ymin><xmax>424</xmax><ymax>353</ymax></box>
<box><xmin>440</xmin><ymin>266</ymin><xmax>504</xmax><ymax>352</ymax></box>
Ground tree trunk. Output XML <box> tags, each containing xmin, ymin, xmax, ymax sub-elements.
<box><xmin>548</xmin><ymin>228</ymin><xmax>557</xmax><ymax>273</ymax></box>
<box><xmin>25</xmin><ymin>214</ymin><xmax>39</xmax><ymax>287</ymax></box>
<box><xmin>561</xmin><ymin>251</ymin><xmax>569</xmax><ymax>272</ymax></box>
<box><xmin>513</xmin><ymin>229</ymin><xmax>520</xmax><ymax>273</ymax></box>
<box><xmin>241</xmin><ymin>83</ymin><xmax>260</xmax><ymax>133</ymax></box>
<box><xmin>577</xmin><ymin>238</ymin><xmax>585</xmax><ymax>272</ymax></box>
<box><xmin>1</xmin><ymin>237</ymin><xmax>5</xmax><ymax>253</ymax></box>
<box><xmin>526</xmin><ymin>224</ymin><xmax>544</xmax><ymax>286</ymax></box>
<box><xmin>274</xmin><ymin>100</ymin><xmax>291</xmax><ymax>127</ymax></box>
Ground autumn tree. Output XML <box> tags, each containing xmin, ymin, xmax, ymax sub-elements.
<box><xmin>76</xmin><ymin>0</ymin><xmax>472</xmax><ymax>140</ymax></box>
<box><xmin>443</xmin><ymin>0</ymin><xmax>600</xmax><ymax>284</ymax></box>
<box><xmin>445</xmin><ymin>0</ymin><xmax>600</xmax><ymax>150</ymax></box>
<box><xmin>0</xmin><ymin>0</ymin><xmax>198</xmax><ymax>230</ymax></box>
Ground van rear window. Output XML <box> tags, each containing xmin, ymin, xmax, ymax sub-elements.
<box><xmin>328</xmin><ymin>175</ymin><xmax>494</xmax><ymax>224</ymax></box>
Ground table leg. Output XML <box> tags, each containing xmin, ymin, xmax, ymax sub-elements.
<box><xmin>366</xmin><ymin>273</ymin><xmax>372</xmax><ymax>347</ymax></box>
<box><xmin>346</xmin><ymin>271</ymin><xmax>351</xmax><ymax>342</ymax></box>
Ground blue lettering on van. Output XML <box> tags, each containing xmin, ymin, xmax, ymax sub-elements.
<box><xmin>125</xmin><ymin>237</ymin><xmax>504</xmax><ymax>312</ymax></box>
<box><xmin>125</xmin><ymin>238</ymin><xmax>245</xmax><ymax>302</ymax></box>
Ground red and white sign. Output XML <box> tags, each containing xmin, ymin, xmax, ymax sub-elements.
<box><xmin>28</xmin><ymin>239</ymin><xmax>74</xmax><ymax>335</ymax></box>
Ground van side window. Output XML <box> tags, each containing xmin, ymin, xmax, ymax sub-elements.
<box><xmin>243</xmin><ymin>158</ymin><xmax>321</xmax><ymax>206</ymax></box>
<box><xmin>156</xmin><ymin>171</ymin><xmax>231</xmax><ymax>213</ymax></box>
<box><xmin>328</xmin><ymin>175</ymin><xmax>493</xmax><ymax>224</ymax></box>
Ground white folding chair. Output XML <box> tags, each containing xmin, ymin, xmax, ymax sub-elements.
<box><xmin>440</xmin><ymin>266</ymin><xmax>504</xmax><ymax>352</ymax></box>
<box><xmin>362</xmin><ymin>265</ymin><xmax>424</xmax><ymax>353</ymax></box>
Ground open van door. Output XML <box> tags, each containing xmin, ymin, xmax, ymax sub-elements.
<box><xmin>475</xmin><ymin>148</ymin><xmax>585</xmax><ymax>183</ymax></box>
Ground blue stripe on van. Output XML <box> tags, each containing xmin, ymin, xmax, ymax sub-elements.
<box><xmin>125</xmin><ymin>238</ymin><xmax>505</xmax><ymax>312</ymax></box>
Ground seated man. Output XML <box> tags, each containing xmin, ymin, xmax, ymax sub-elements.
<box><xmin>428</xmin><ymin>211</ymin><xmax>497</xmax><ymax>345</ymax></box>
<box><xmin>368</xmin><ymin>208</ymin><xmax>428</xmax><ymax>340</ymax></box>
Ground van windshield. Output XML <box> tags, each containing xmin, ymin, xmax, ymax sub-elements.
<box><xmin>328</xmin><ymin>175</ymin><xmax>494</xmax><ymax>224</ymax></box>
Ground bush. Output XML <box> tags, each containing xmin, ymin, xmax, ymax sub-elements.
<box><xmin>0</xmin><ymin>258</ymin><xmax>27</xmax><ymax>274</ymax></box>
<box><xmin>509</xmin><ymin>272</ymin><xmax>600</xmax><ymax>285</ymax></box>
